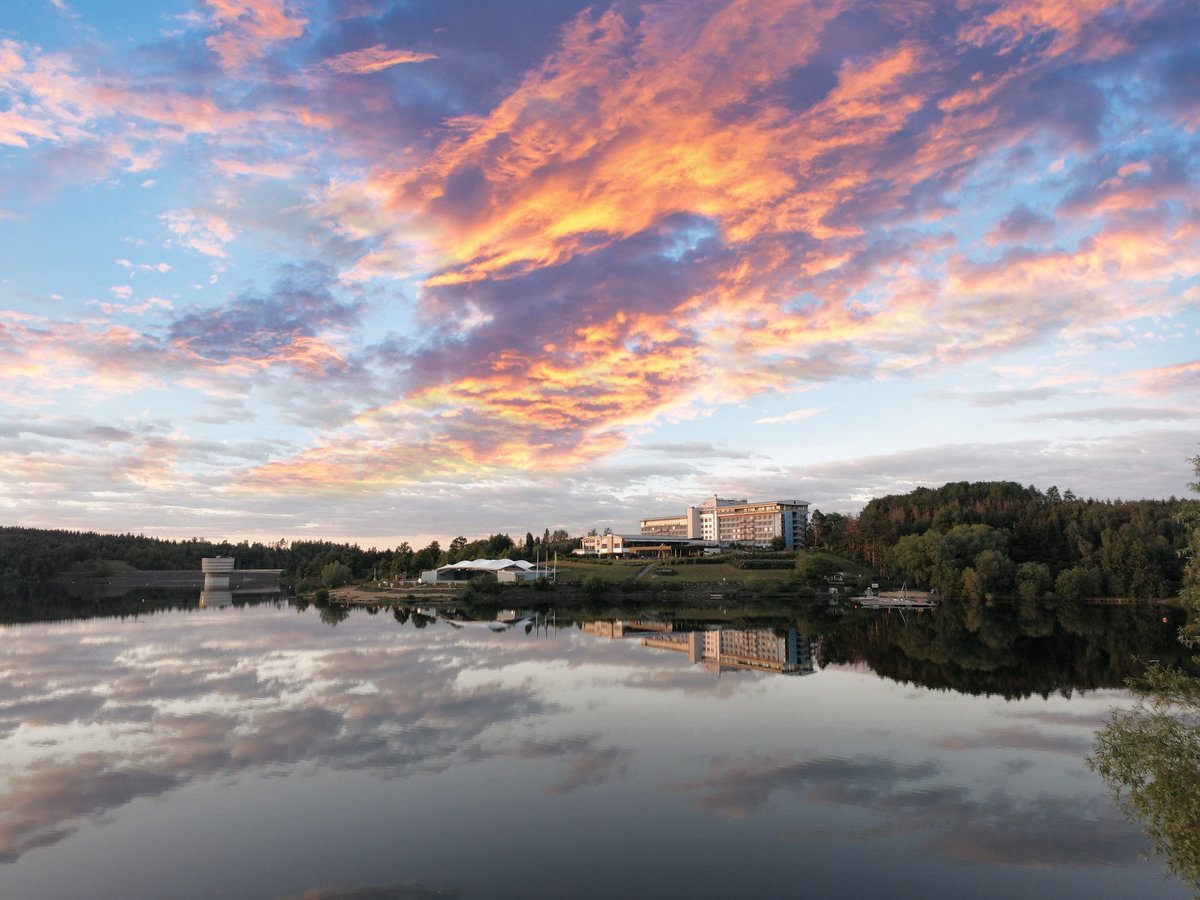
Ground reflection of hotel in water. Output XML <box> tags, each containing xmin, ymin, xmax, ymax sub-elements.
<box><xmin>581</xmin><ymin>620</ymin><xmax>815</xmax><ymax>676</ymax></box>
<box><xmin>579</xmin><ymin>620</ymin><xmax>676</xmax><ymax>639</ymax></box>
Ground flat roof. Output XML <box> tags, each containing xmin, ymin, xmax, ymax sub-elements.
<box><xmin>614</xmin><ymin>534</ymin><xmax>713</xmax><ymax>544</ymax></box>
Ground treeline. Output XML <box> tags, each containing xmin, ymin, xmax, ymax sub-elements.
<box><xmin>0</xmin><ymin>527</ymin><xmax>289</xmax><ymax>579</ymax></box>
<box><xmin>4</xmin><ymin>479</ymin><xmax>1193</xmax><ymax>601</ymax></box>
<box><xmin>808</xmin><ymin>481</ymin><xmax>1192</xmax><ymax>601</ymax></box>
<box><xmin>0</xmin><ymin>525</ymin><xmax>580</xmax><ymax>585</ymax></box>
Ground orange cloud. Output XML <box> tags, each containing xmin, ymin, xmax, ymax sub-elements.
<box><xmin>372</xmin><ymin>3</ymin><xmax>853</xmax><ymax>282</ymax></box>
<box><xmin>356</xmin><ymin>2</ymin><xmax>965</xmax><ymax>303</ymax></box>
<box><xmin>249</xmin><ymin>0</ymin><xmax>1194</xmax><ymax>492</ymax></box>
<box><xmin>239</xmin><ymin>304</ymin><xmax>708</xmax><ymax>488</ymax></box>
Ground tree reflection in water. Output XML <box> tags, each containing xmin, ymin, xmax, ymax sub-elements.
<box><xmin>1090</xmin><ymin>656</ymin><xmax>1200</xmax><ymax>892</ymax></box>
<box><xmin>816</xmin><ymin>599</ymin><xmax>1194</xmax><ymax>699</ymax></box>
<box><xmin>1090</xmin><ymin>459</ymin><xmax>1200</xmax><ymax>891</ymax></box>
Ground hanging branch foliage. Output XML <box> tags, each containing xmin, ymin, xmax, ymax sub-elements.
<box><xmin>1088</xmin><ymin>456</ymin><xmax>1200</xmax><ymax>891</ymax></box>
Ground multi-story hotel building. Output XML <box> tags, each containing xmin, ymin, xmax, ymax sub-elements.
<box><xmin>639</xmin><ymin>495</ymin><xmax>809</xmax><ymax>550</ymax></box>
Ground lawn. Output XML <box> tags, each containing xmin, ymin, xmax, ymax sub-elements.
<box><xmin>554</xmin><ymin>551</ymin><xmax>874</xmax><ymax>589</ymax></box>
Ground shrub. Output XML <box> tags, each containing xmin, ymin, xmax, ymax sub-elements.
<box><xmin>321</xmin><ymin>561</ymin><xmax>353</xmax><ymax>588</ymax></box>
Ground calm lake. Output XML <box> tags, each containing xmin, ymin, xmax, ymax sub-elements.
<box><xmin>0</xmin><ymin>596</ymin><xmax>1192</xmax><ymax>899</ymax></box>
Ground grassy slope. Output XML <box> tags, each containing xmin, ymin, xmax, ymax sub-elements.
<box><xmin>554</xmin><ymin>551</ymin><xmax>874</xmax><ymax>587</ymax></box>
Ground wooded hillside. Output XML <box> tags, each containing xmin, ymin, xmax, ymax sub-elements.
<box><xmin>809</xmin><ymin>481</ymin><xmax>1190</xmax><ymax>601</ymax></box>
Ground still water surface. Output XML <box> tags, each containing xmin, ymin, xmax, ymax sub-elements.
<box><xmin>0</xmin><ymin>600</ymin><xmax>1190</xmax><ymax>899</ymax></box>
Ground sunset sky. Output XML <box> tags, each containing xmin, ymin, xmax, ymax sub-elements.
<box><xmin>2</xmin><ymin>0</ymin><xmax>1198</xmax><ymax>547</ymax></box>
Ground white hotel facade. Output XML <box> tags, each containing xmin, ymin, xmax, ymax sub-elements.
<box><xmin>640</xmin><ymin>495</ymin><xmax>809</xmax><ymax>550</ymax></box>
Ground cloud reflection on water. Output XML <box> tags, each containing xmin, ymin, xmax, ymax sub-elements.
<box><xmin>674</xmin><ymin>751</ymin><xmax>1145</xmax><ymax>868</ymax></box>
<box><xmin>0</xmin><ymin>604</ymin><xmax>1178</xmax><ymax>896</ymax></box>
<box><xmin>0</xmin><ymin>609</ymin><xmax>563</xmax><ymax>861</ymax></box>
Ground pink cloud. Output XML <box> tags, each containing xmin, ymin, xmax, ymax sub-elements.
<box><xmin>0</xmin><ymin>39</ymin><xmax>93</xmax><ymax>148</ymax></box>
<box><xmin>1122</xmin><ymin>359</ymin><xmax>1200</xmax><ymax>397</ymax></box>
<box><xmin>322</xmin><ymin>45</ymin><xmax>437</xmax><ymax>75</ymax></box>
<box><xmin>205</xmin><ymin>0</ymin><xmax>307</xmax><ymax>69</ymax></box>
<box><xmin>959</xmin><ymin>0</ymin><xmax>1144</xmax><ymax>60</ymax></box>
<box><xmin>212</xmin><ymin>157</ymin><xmax>305</xmax><ymax>179</ymax></box>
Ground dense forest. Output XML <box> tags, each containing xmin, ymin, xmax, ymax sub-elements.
<box><xmin>807</xmin><ymin>481</ymin><xmax>1192</xmax><ymax>601</ymax></box>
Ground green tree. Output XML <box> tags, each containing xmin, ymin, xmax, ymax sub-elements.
<box><xmin>973</xmin><ymin>548</ymin><xmax>1015</xmax><ymax>598</ymax></box>
<box><xmin>1015</xmin><ymin>562</ymin><xmax>1053</xmax><ymax>603</ymax></box>
<box><xmin>321</xmin><ymin>561</ymin><xmax>353</xmax><ymax>588</ymax></box>
<box><xmin>815</xmin><ymin>511</ymin><xmax>852</xmax><ymax>555</ymax></box>
<box><xmin>1099</xmin><ymin>521</ymin><xmax>1174</xmax><ymax>599</ymax></box>
<box><xmin>390</xmin><ymin>542</ymin><xmax>414</xmax><ymax>579</ymax></box>
<box><xmin>888</xmin><ymin>533</ymin><xmax>936</xmax><ymax>588</ymax></box>
<box><xmin>1089</xmin><ymin>455</ymin><xmax>1200</xmax><ymax>890</ymax></box>
<box><xmin>795</xmin><ymin>553</ymin><xmax>841</xmax><ymax>586</ymax></box>
<box><xmin>1055</xmin><ymin>566</ymin><xmax>1102</xmax><ymax>601</ymax></box>
<box><xmin>413</xmin><ymin>540</ymin><xmax>442</xmax><ymax>573</ymax></box>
